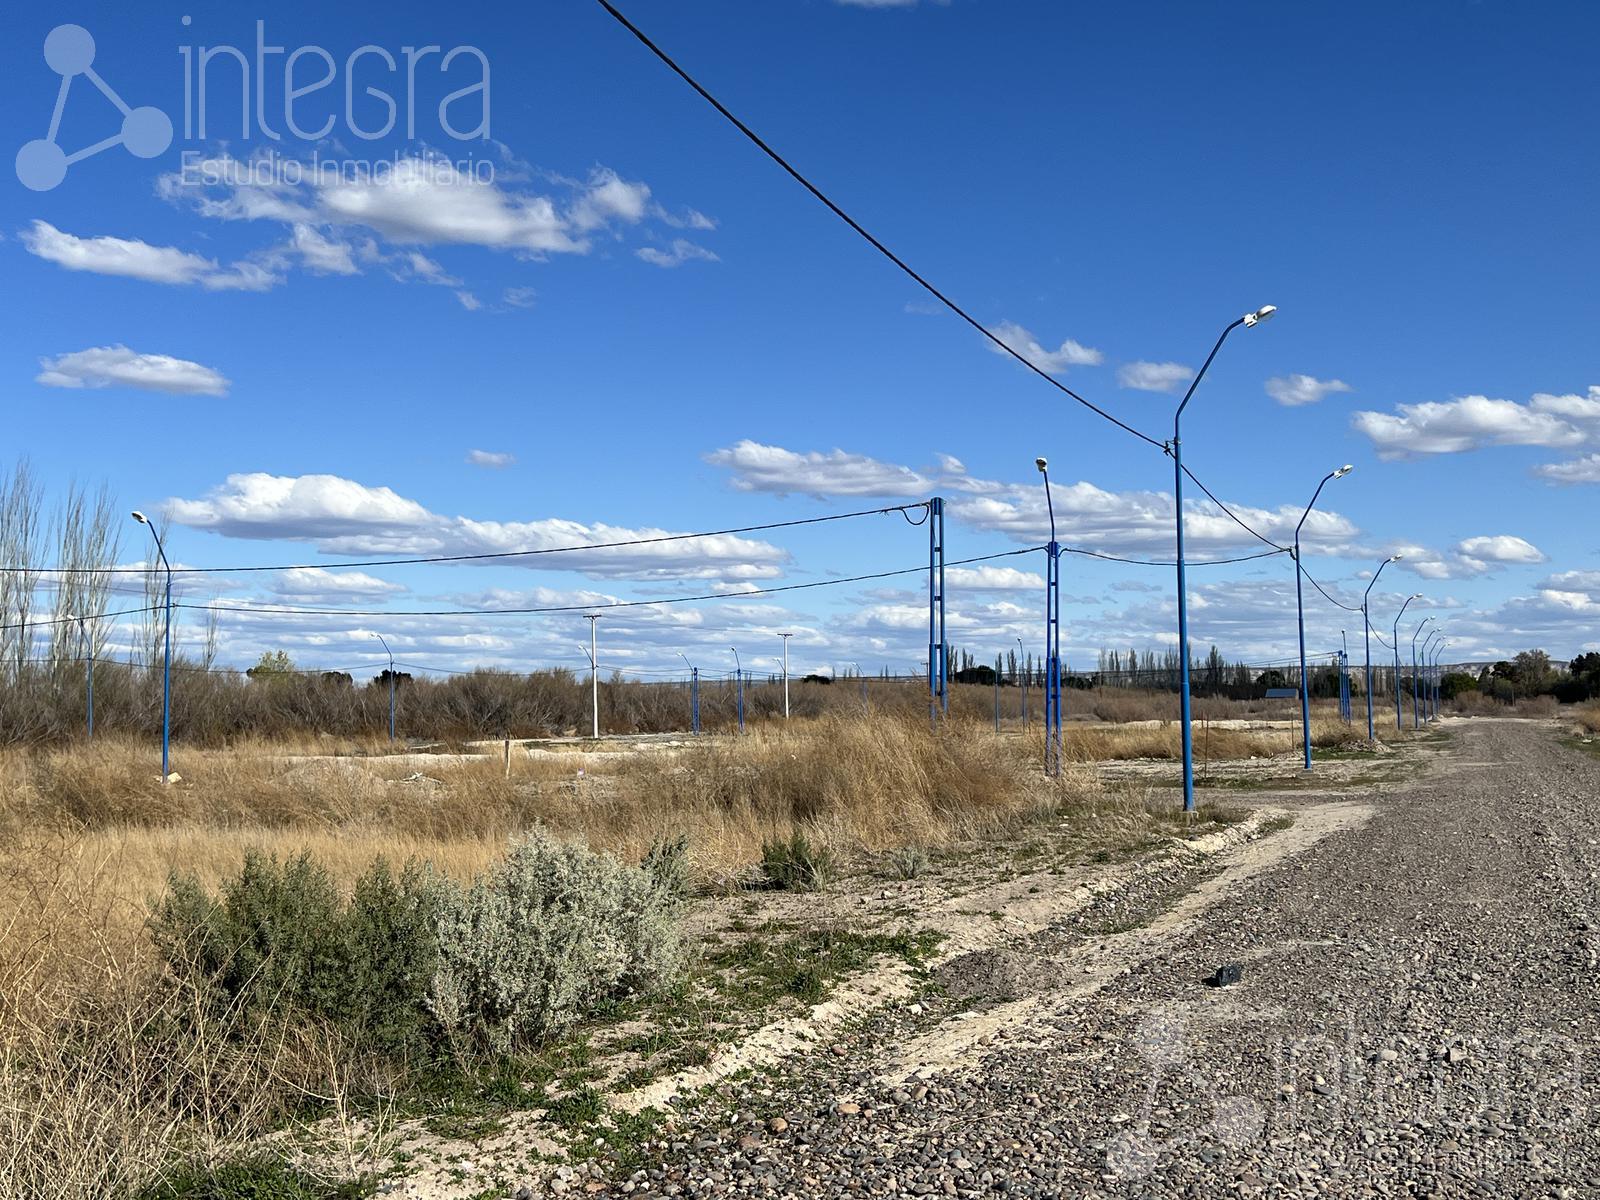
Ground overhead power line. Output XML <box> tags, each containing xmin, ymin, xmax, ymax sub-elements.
<box><xmin>176</xmin><ymin>548</ymin><xmax>1041</xmax><ymax>619</ymax></box>
<box><xmin>1064</xmin><ymin>545</ymin><xmax>1287</xmax><ymax>568</ymax></box>
<box><xmin>0</xmin><ymin>603</ymin><xmax>163</xmax><ymax>632</ymax></box>
<box><xmin>1297</xmin><ymin>563</ymin><xmax>1363</xmax><ymax>613</ymax></box>
<box><xmin>592</xmin><ymin>0</ymin><xmax>1164</xmax><ymax>452</ymax></box>
<box><xmin>594</xmin><ymin>1</ymin><xmax>1314</xmax><ymax>566</ymax></box>
<box><xmin>0</xmin><ymin>502</ymin><xmax>927</xmax><ymax>577</ymax></box>
<box><xmin>170</xmin><ymin>537</ymin><xmax>1287</xmax><ymax>623</ymax></box>
<box><xmin>1179</xmin><ymin>464</ymin><xmax>1289</xmax><ymax>553</ymax></box>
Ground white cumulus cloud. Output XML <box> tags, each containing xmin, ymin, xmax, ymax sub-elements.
<box><xmin>20</xmin><ymin>220</ymin><xmax>281</xmax><ymax>291</ymax></box>
<box><xmin>466</xmin><ymin>449</ymin><xmax>516</xmax><ymax>468</ymax></box>
<box><xmin>36</xmin><ymin>345</ymin><xmax>229</xmax><ymax>396</ymax></box>
<box><xmin>636</xmin><ymin>239</ymin><xmax>719</xmax><ymax>268</ymax></box>
<box><xmin>1351</xmin><ymin>391</ymin><xmax>1597</xmax><ymax>459</ymax></box>
<box><xmin>166</xmin><ymin>473</ymin><xmax>789</xmax><ymax>581</ymax></box>
<box><xmin>1265</xmin><ymin>374</ymin><xmax>1352</xmax><ymax>407</ymax></box>
<box><xmin>986</xmin><ymin>322</ymin><xmax>1103</xmax><ymax>374</ymax></box>
<box><xmin>269</xmin><ymin>567</ymin><xmax>407</xmax><ymax>602</ymax></box>
<box><xmin>1535</xmin><ymin>453</ymin><xmax>1600</xmax><ymax>485</ymax></box>
<box><xmin>1117</xmin><ymin>361</ymin><xmax>1194</xmax><ymax>394</ymax></box>
<box><xmin>1455</xmin><ymin>535</ymin><xmax>1546</xmax><ymax>566</ymax></box>
<box><xmin>704</xmin><ymin>441</ymin><xmax>934</xmax><ymax>499</ymax></box>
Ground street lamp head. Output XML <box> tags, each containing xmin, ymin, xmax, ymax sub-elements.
<box><xmin>1034</xmin><ymin>457</ymin><xmax>1048</xmax><ymax>474</ymax></box>
<box><xmin>1388</xmin><ymin>554</ymin><xmax>1403</xmax><ymax>563</ymax></box>
<box><xmin>1242</xmin><ymin>304</ymin><xmax>1277</xmax><ymax>328</ymax></box>
<box><xmin>1333</xmin><ymin>464</ymin><xmax>1354</xmax><ymax>478</ymax></box>
<box><xmin>131</xmin><ymin>510</ymin><xmax>149</xmax><ymax>525</ymax></box>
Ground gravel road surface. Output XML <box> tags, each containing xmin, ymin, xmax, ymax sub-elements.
<box><xmin>612</xmin><ymin>720</ymin><xmax>1600</xmax><ymax>1199</ymax></box>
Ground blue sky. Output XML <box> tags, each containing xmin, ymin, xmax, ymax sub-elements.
<box><xmin>5</xmin><ymin>0</ymin><xmax>1597</xmax><ymax>681</ymax></box>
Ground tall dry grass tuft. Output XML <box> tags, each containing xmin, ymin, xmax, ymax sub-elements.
<box><xmin>0</xmin><ymin>835</ymin><xmax>333</xmax><ymax>1200</ymax></box>
<box><xmin>602</xmin><ymin>713</ymin><xmax>1068</xmax><ymax>878</ymax></box>
<box><xmin>1060</xmin><ymin>717</ymin><xmax>1366</xmax><ymax>764</ymax></box>
<box><xmin>1571</xmin><ymin>703</ymin><xmax>1600</xmax><ymax>735</ymax></box>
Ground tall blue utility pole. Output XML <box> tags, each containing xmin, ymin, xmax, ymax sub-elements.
<box><xmin>1015</xmin><ymin>636</ymin><xmax>1027</xmax><ymax>725</ymax></box>
<box><xmin>1340</xmin><ymin>631</ymin><xmax>1351</xmax><ymax>722</ymax></box>
<box><xmin>731</xmin><ymin>647</ymin><xmax>744</xmax><ymax>733</ymax></box>
<box><xmin>1361</xmin><ymin>555</ymin><xmax>1401</xmax><ymax>742</ymax></box>
<box><xmin>926</xmin><ymin>497</ymin><xmax>947</xmax><ymax>724</ymax></box>
<box><xmin>1170</xmin><ymin>306</ymin><xmax>1277</xmax><ymax>812</ymax></box>
<box><xmin>132</xmin><ymin>512</ymin><xmax>173</xmax><ymax>780</ymax></box>
<box><xmin>1036</xmin><ymin>459</ymin><xmax>1063</xmax><ymax>775</ymax></box>
<box><xmin>1410</xmin><ymin>618</ymin><xmax>1433</xmax><ymax>729</ymax></box>
<box><xmin>1421</xmin><ymin>630</ymin><xmax>1440</xmax><ymax>721</ymax></box>
<box><xmin>1292</xmin><ymin>466</ymin><xmax>1353</xmax><ymax>770</ymax></box>
<box><xmin>1392</xmin><ymin>594</ymin><xmax>1422</xmax><ymax>732</ymax></box>
<box><xmin>1440</xmin><ymin>643</ymin><xmax>1452</xmax><ymax>720</ymax></box>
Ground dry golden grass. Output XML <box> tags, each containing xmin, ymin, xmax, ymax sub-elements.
<box><xmin>0</xmin><ymin>709</ymin><xmax>1369</xmax><ymax>1192</ymax></box>
<box><xmin>0</xmin><ymin>831</ymin><xmax>340</xmax><ymax>1200</ymax></box>
<box><xmin>1572</xmin><ymin>703</ymin><xmax>1600</xmax><ymax>735</ymax></box>
<box><xmin>1062</xmin><ymin>716</ymin><xmax>1370</xmax><ymax>763</ymax></box>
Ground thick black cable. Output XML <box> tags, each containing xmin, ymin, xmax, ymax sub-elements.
<box><xmin>173</xmin><ymin>548</ymin><xmax>1042</xmax><ymax>619</ymax></box>
<box><xmin>1297</xmin><ymin>563</ymin><xmax>1363</xmax><ymax>613</ymax></box>
<box><xmin>592</xmin><ymin>0</ymin><xmax>1163</xmax><ymax>452</ymax></box>
<box><xmin>0</xmin><ymin>502</ymin><xmax>927</xmax><ymax>576</ymax></box>
<box><xmin>1179</xmin><ymin>464</ymin><xmax>1289</xmax><ymax>552</ymax></box>
<box><xmin>1062</xmin><ymin>545</ymin><xmax>1287</xmax><ymax>568</ymax></box>
<box><xmin>0</xmin><ymin>604</ymin><xmax>163</xmax><ymax>632</ymax></box>
<box><xmin>168</xmin><ymin>536</ymin><xmax>1289</xmax><ymax>624</ymax></box>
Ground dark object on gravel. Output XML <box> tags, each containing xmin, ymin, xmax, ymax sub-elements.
<box><xmin>1204</xmin><ymin>963</ymin><xmax>1244</xmax><ymax>987</ymax></box>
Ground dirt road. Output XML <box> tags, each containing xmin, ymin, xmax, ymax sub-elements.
<box><xmin>617</xmin><ymin>720</ymin><xmax>1600</xmax><ymax>1198</ymax></box>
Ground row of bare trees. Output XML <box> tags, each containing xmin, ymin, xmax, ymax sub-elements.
<box><xmin>0</xmin><ymin>460</ymin><xmax>125</xmax><ymax>681</ymax></box>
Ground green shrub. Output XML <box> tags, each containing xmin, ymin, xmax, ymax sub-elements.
<box><xmin>150</xmin><ymin>851</ymin><xmax>348</xmax><ymax>1024</ymax></box>
<box><xmin>427</xmin><ymin>831</ymin><xmax>685</xmax><ymax>1053</ymax></box>
<box><xmin>150</xmin><ymin>834</ymin><xmax>685</xmax><ymax>1066</ymax></box>
<box><xmin>760</xmin><ymin>833</ymin><xmax>835</xmax><ymax>892</ymax></box>
<box><xmin>139</xmin><ymin>1155</ymin><xmax>369</xmax><ymax>1200</ymax></box>
<box><xmin>338</xmin><ymin>859</ymin><xmax>446</xmax><ymax>1058</ymax></box>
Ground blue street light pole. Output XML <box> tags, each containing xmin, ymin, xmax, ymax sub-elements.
<box><xmin>1293</xmin><ymin>465</ymin><xmax>1353</xmax><ymax>770</ymax></box>
<box><xmin>1440</xmin><ymin>643</ymin><xmax>1452</xmax><ymax>720</ymax></box>
<box><xmin>1420</xmin><ymin>629</ymin><xmax>1441</xmax><ymax>721</ymax></box>
<box><xmin>132</xmin><ymin>512</ymin><xmax>173</xmax><ymax>781</ymax></box>
<box><xmin>1410</xmin><ymin>618</ymin><xmax>1433</xmax><ymax>729</ymax></box>
<box><xmin>731</xmin><ymin>647</ymin><xmax>744</xmax><ymax>734</ymax></box>
<box><xmin>1392</xmin><ymin>594</ymin><xmax>1423</xmax><ymax>732</ymax></box>
<box><xmin>679</xmin><ymin>653</ymin><xmax>699</xmax><ymax>735</ymax></box>
<box><xmin>1171</xmin><ymin>305</ymin><xmax>1277</xmax><ymax>813</ymax></box>
<box><xmin>1361</xmin><ymin>555</ymin><xmax>1402</xmax><ymax>742</ymax></box>
<box><xmin>372</xmin><ymin>631</ymin><xmax>395</xmax><ymax>741</ymax></box>
<box><xmin>1036</xmin><ymin>457</ymin><xmax>1062</xmax><ymax>776</ymax></box>
<box><xmin>1014</xmin><ymin>637</ymin><xmax>1027</xmax><ymax>724</ymax></box>
<box><xmin>1340</xmin><ymin>630</ymin><xmax>1351</xmax><ymax>722</ymax></box>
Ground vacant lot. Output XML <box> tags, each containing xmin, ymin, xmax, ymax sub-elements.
<box><xmin>0</xmin><ymin>701</ymin><xmax>1427</xmax><ymax>1199</ymax></box>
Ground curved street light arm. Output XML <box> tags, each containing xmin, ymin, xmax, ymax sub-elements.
<box><xmin>1174</xmin><ymin>317</ymin><xmax>1247</xmax><ymax>431</ymax></box>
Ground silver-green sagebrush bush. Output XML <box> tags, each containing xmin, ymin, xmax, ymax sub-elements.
<box><xmin>428</xmin><ymin>831</ymin><xmax>686</xmax><ymax>1053</ymax></box>
<box><xmin>151</xmin><ymin>830</ymin><xmax>685</xmax><ymax>1065</ymax></box>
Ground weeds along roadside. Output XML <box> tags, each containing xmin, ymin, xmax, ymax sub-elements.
<box><xmin>0</xmin><ymin>706</ymin><xmax>1406</xmax><ymax>1195</ymax></box>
